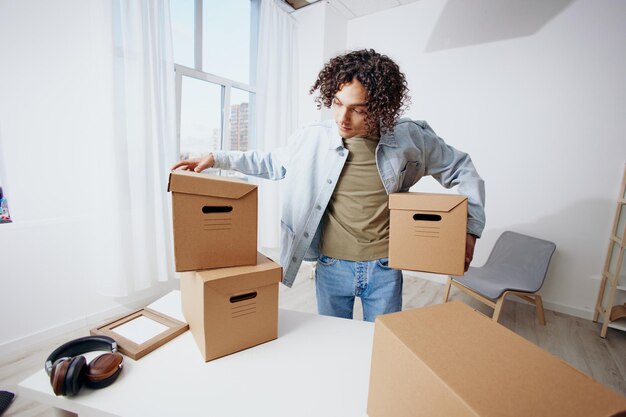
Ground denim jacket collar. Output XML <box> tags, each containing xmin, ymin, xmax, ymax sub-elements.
<box><xmin>328</xmin><ymin>123</ymin><xmax>342</xmax><ymax>149</ymax></box>
<box><xmin>379</xmin><ymin>121</ymin><xmax>398</xmax><ymax>147</ymax></box>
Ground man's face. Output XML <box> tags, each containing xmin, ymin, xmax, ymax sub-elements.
<box><xmin>333</xmin><ymin>79</ymin><xmax>369</xmax><ymax>139</ymax></box>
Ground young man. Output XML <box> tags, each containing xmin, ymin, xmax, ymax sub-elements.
<box><xmin>171</xmin><ymin>49</ymin><xmax>485</xmax><ymax>322</ymax></box>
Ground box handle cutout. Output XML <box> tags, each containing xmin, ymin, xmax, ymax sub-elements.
<box><xmin>413</xmin><ymin>214</ymin><xmax>442</xmax><ymax>221</ymax></box>
<box><xmin>202</xmin><ymin>206</ymin><xmax>233</xmax><ymax>214</ymax></box>
<box><xmin>230</xmin><ymin>291</ymin><xmax>257</xmax><ymax>303</ymax></box>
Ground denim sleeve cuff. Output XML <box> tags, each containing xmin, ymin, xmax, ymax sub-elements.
<box><xmin>467</xmin><ymin>219</ymin><xmax>484</xmax><ymax>238</ymax></box>
<box><xmin>211</xmin><ymin>151</ymin><xmax>229</xmax><ymax>169</ymax></box>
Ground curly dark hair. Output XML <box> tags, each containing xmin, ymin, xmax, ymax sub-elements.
<box><xmin>310</xmin><ymin>49</ymin><xmax>410</xmax><ymax>135</ymax></box>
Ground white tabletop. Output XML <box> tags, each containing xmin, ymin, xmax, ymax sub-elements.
<box><xmin>18</xmin><ymin>291</ymin><xmax>374</xmax><ymax>417</ymax></box>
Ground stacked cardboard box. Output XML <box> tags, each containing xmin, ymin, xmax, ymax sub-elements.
<box><xmin>169</xmin><ymin>171</ymin><xmax>281</xmax><ymax>361</ymax></box>
<box><xmin>168</xmin><ymin>170</ymin><xmax>258</xmax><ymax>271</ymax></box>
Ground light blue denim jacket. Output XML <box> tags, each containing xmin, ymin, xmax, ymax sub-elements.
<box><xmin>212</xmin><ymin>118</ymin><xmax>486</xmax><ymax>287</ymax></box>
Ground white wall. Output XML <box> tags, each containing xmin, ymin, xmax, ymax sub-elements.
<box><xmin>0</xmin><ymin>0</ymin><xmax>176</xmax><ymax>355</ymax></box>
<box><xmin>344</xmin><ymin>0</ymin><xmax>626</xmax><ymax>317</ymax></box>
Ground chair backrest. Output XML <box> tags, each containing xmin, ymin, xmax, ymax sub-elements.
<box><xmin>483</xmin><ymin>231</ymin><xmax>556</xmax><ymax>292</ymax></box>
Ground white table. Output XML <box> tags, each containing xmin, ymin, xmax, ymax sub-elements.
<box><xmin>18</xmin><ymin>291</ymin><xmax>375</xmax><ymax>417</ymax></box>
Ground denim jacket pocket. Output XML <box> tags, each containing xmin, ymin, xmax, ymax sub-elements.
<box><xmin>280</xmin><ymin>220</ymin><xmax>296</xmax><ymax>266</ymax></box>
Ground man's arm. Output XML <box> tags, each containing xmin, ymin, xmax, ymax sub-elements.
<box><xmin>416</xmin><ymin>121</ymin><xmax>485</xmax><ymax>270</ymax></box>
<box><xmin>419</xmin><ymin>121</ymin><xmax>486</xmax><ymax>240</ymax></box>
<box><xmin>170</xmin><ymin>149</ymin><xmax>288</xmax><ymax>180</ymax></box>
<box><xmin>170</xmin><ymin>127</ymin><xmax>305</xmax><ymax>179</ymax></box>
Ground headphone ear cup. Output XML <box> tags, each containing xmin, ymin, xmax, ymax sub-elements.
<box><xmin>50</xmin><ymin>359</ymin><xmax>71</xmax><ymax>396</ymax></box>
<box><xmin>64</xmin><ymin>356</ymin><xmax>87</xmax><ymax>396</ymax></box>
<box><xmin>84</xmin><ymin>352</ymin><xmax>124</xmax><ymax>389</ymax></box>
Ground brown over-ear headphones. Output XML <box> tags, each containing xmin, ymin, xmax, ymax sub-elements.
<box><xmin>44</xmin><ymin>335</ymin><xmax>124</xmax><ymax>396</ymax></box>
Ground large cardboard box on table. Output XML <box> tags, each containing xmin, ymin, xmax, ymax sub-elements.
<box><xmin>388</xmin><ymin>192</ymin><xmax>467</xmax><ymax>276</ymax></box>
<box><xmin>181</xmin><ymin>252</ymin><xmax>282</xmax><ymax>362</ymax></box>
<box><xmin>168</xmin><ymin>170</ymin><xmax>257</xmax><ymax>272</ymax></box>
<box><xmin>367</xmin><ymin>301</ymin><xmax>626</xmax><ymax>417</ymax></box>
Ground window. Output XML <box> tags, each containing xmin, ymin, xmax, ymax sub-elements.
<box><xmin>171</xmin><ymin>0</ymin><xmax>259</xmax><ymax>165</ymax></box>
<box><xmin>178</xmin><ymin>74</ymin><xmax>222</xmax><ymax>159</ymax></box>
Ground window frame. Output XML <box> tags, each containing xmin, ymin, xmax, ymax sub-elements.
<box><xmin>173</xmin><ymin>0</ymin><xmax>259</xmax><ymax>157</ymax></box>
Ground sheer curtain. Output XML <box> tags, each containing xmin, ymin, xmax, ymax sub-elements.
<box><xmin>255</xmin><ymin>0</ymin><xmax>299</xmax><ymax>252</ymax></box>
<box><xmin>94</xmin><ymin>0</ymin><xmax>177</xmax><ymax>295</ymax></box>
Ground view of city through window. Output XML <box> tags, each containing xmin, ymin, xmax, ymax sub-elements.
<box><xmin>229</xmin><ymin>87</ymin><xmax>252</xmax><ymax>152</ymax></box>
<box><xmin>170</xmin><ymin>0</ymin><xmax>256</xmax><ymax>161</ymax></box>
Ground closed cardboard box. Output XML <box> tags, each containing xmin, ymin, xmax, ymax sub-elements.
<box><xmin>180</xmin><ymin>252</ymin><xmax>282</xmax><ymax>362</ymax></box>
<box><xmin>367</xmin><ymin>302</ymin><xmax>626</xmax><ymax>417</ymax></box>
<box><xmin>388</xmin><ymin>192</ymin><xmax>467</xmax><ymax>276</ymax></box>
<box><xmin>168</xmin><ymin>170</ymin><xmax>257</xmax><ymax>272</ymax></box>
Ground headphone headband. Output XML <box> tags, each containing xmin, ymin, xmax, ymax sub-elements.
<box><xmin>45</xmin><ymin>336</ymin><xmax>118</xmax><ymax>375</ymax></box>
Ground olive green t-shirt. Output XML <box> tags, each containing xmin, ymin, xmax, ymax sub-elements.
<box><xmin>320</xmin><ymin>136</ymin><xmax>389</xmax><ymax>261</ymax></box>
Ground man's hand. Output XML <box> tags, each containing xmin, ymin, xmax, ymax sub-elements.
<box><xmin>170</xmin><ymin>154</ymin><xmax>215</xmax><ymax>173</ymax></box>
<box><xmin>465</xmin><ymin>233</ymin><xmax>477</xmax><ymax>272</ymax></box>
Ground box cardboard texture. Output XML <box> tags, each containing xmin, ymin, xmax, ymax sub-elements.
<box><xmin>181</xmin><ymin>253</ymin><xmax>282</xmax><ymax>362</ymax></box>
<box><xmin>388</xmin><ymin>192</ymin><xmax>467</xmax><ymax>276</ymax></box>
<box><xmin>168</xmin><ymin>170</ymin><xmax>257</xmax><ymax>272</ymax></box>
<box><xmin>367</xmin><ymin>301</ymin><xmax>626</xmax><ymax>417</ymax></box>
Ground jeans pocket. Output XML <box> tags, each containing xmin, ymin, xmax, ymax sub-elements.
<box><xmin>376</xmin><ymin>257</ymin><xmax>391</xmax><ymax>269</ymax></box>
<box><xmin>317</xmin><ymin>254</ymin><xmax>338</xmax><ymax>266</ymax></box>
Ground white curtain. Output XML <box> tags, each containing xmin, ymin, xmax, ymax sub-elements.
<box><xmin>95</xmin><ymin>0</ymin><xmax>177</xmax><ymax>296</ymax></box>
<box><xmin>255</xmin><ymin>0</ymin><xmax>299</xmax><ymax>251</ymax></box>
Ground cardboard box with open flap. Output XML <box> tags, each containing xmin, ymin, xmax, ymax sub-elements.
<box><xmin>168</xmin><ymin>170</ymin><xmax>257</xmax><ymax>272</ymax></box>
<box><xmin>389</xmin><ymin>192</ymin><xmax>467</xmax><ymax>276</ymax></box>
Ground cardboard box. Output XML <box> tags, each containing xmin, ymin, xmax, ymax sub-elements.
<box><xmin>168</xmin><ymin>170</ymin><xmax>257</xmax><ymax>272</ymax></box>
<box><xmin>367</xmin><ymin>301</ymin><xmax>626</xmax><ymax>417</ymax></box>
<box><xmin>388</xmin><ymin>192</ymin><xmax>467</xmax><ymax>275</ymax></box>
<box><xmin>180</xmin><ymin>252</ymin><xmax>282</xmax><ymax>362</ymax></box>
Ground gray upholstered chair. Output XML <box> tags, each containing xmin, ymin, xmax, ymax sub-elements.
<box><xmin>443</xmin><ymin>231</ymin><xmax>556</xmax><ymax>324</ymax></box>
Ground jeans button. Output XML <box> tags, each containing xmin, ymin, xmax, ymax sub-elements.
<box><xmin>304</xmin><ymin>232</ymin><xmax>309</xmax><ymax>238</ymax></box>
<box><xmin>327</xmin><ymin>179</ymin><xmax>332</xmax><ymax>184</ymax></box>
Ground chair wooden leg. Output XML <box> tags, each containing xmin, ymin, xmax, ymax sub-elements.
<box><xmin>442</xmin><ymin>277</ymin><xmax>453</xmax><ymax>303</ymax></box>
<box><xmin>534</xmin><ymin>294</ymin><xmax>546</xmax><ymax>325</ymax></box>
<box><xmin>493</xmin><ymin>296</ymin><xmax>505</xmax><ymax>323</ymax></box>
<box><xmin>511</xmin><ymin>292</ymin><xmax>548</xmax><ymax>326</ymax></box>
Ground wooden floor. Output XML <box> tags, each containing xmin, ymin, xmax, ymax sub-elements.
<box><xmin>2</xmin><ymin>263</ymin><xmax>625</xmax><ymax>416</ymax></box>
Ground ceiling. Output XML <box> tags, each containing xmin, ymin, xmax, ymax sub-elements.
<box><xmin>283</xmin><ymin>0</ymin><xmax>421</xmax><ymax>19</ymax></box>
<box><xmin>283</xmin><ymin>0</ymin><xmax>575</xmax><ymax>51</ymax></box>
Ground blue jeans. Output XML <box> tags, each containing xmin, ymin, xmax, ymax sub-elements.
<box><xmin>315</xmin><ymin>255</ymin><xmax>403</xmax><ymax>322</ymax></box>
